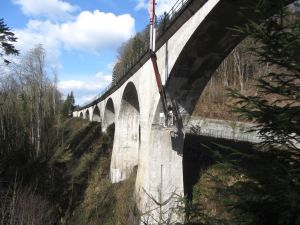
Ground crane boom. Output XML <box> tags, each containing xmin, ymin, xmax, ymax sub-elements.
<box><xmin>149</xmin><ymin>0</ymin><xmax>169</xmax><ymax>124</ymax></box>
<box><xmin>149</xmin><ymin>0</ymin><xmax>155</xmax><ymax>51</ymax></box>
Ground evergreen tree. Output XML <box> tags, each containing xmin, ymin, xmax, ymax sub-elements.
<box><xmin>226</xmin><ymin>1</ymin><xmax>300</xmax><ymax>224</ymax></box>
<box><xmin>70</xmin><ymin>91</ymin><xmax>75</xmax><ymax>111</ymax></box>
<box><xmin>0</xmin><ymin>19</ymin><xmax>19</xmax><ymax>64</ymax></box>
<box><xmin>230</xmin><ymin>5</ymin><xmax>300</xmax><ymax>149</ymax></box>
<box><xmin>60</xmin><ymin>92</ymin><xmax>75</xmax><ymax>119</ymax></box>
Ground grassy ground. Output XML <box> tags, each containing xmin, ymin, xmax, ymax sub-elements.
<box><xmin>49</xmin><ymin>118</ymin><xmax>137</xmax><ymax>225</ymax></box>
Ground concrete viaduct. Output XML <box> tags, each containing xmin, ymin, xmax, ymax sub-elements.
<box><xmin>73</xmin><ymin>0</ymin><xmax>287</xmax><ymax>216</ymax></box>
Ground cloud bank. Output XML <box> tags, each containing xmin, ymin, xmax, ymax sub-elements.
<box><xmin>60</xmin><ymin>10</ymin><xmax>135</xmax><ymax>52</ymax></box>
<box><xmin>12</xmin><ymin>0</ymin><xmax>135</xmax><ymax>64</ymax></box>
<box><xmin>11</xmin><ymin>0</ymin><xmax>135</xmax><ymax>105</ymax></box>
<box><xmin>14</xmin><ymin>10</ymin><xmax>135</xmax><ymax>62</ymax></box>
<box><xmin>58</xmin><ymin>72</ymin><xmax>112</xmax><ymax>105</ymax></box>
<box><xmin>12</xmin><ymin>0</ymin><xmax>80</xmax><ymax>21</ymax></box>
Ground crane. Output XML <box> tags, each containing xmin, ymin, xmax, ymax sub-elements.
<box><xmin>149</xmin><ymin>0</ymin><xmax>170</xmax><ymax>126</ymax></box>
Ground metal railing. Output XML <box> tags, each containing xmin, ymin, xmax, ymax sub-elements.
<box><xmin>167</xmin><ymin>0</ymin><xmax>190</xmax><ymax>20</ymax></box>
<box><xmin>156</xmin><ymin>0</ymin><xmax>190</xmax><ymax>38</ymax></box>
<box><xmin>79</xmin><ymin>0</ymin><xmax>192</xmax><ymax>109</ymax></box>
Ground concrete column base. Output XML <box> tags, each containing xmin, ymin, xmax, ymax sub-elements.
<box><xmin>138</xmin><ymin>125</ymin><xmax>185</xmax><ymax>224</ymax></box>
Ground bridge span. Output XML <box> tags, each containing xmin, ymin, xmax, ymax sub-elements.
<box><xmin>72</xmin><ymin>0</ymin><xmax>287</xmax><ymax>218</ymax></box>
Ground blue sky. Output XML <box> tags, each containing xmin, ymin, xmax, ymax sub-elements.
<box><xmin>0</xmin><ymin>0</ymin><xmax>177</xmax><ymax>105</ymax></box>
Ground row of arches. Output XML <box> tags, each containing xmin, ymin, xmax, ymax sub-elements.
<box><xmin>79</xmin><ymin>110</ymin><xmax>90</xmax><ymax>120</ymax></box>
<box><xmin>79</xmin><ymin>101</ymin><xmax>111</xmax><ymax>123</ymax></box>
<box><xmin>78</xmin><ymin>82</ymin><xmax>139</xmax><ymax>131</ymax></box>
<box><xmin>77</xmin><ymin>82</ymin><xmax>141</xmax><ymax>181</ymax></box>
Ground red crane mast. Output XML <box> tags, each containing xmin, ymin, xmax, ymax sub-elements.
<box><xmin>149</xmin><ymin>0</ymin><xmax>169</xmax><ymax>123</ymax></box>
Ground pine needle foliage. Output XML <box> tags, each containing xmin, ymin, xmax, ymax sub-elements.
<box><xmin>0</xmin><ymin>19</ymin><xmax>19</xmax><ymax>64</ymax></box>
<box><xmin>226</xmin><ymin>1</ymin><xmax>300</xmax><ymax>224</ymax></box>
<box><xmin>229</xmin><ymin>2</ymin><xmax>300</xmax><ymax>149</ymax></box>
<box><xmin>60</xmin><ymin>91</ymin><xmax>75</xmax><ymax>119</ymax></box>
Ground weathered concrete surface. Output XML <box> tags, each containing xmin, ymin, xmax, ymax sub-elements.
<box><xmin>187</xmin><ymin>116</ymin><xmax>261</xmax><ymax>143</ymax></box>
<box><xmin>103</xmin><ymin>98</ymin><xmax>115</xmax><ymax>131</ymax></box>
<box><xmin>111</xmin><ymin>82</ymin><xmax>140</xmax><ymax>182</ymax></box>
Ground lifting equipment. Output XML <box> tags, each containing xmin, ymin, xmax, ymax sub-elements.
<box><xmin>149</xmin><ymin>0</ymin><xmax>170</xmax><ymax>122</ymax></box>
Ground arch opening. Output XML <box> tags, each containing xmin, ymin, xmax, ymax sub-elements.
<box><xmin>79</xmin><ymin>112</ymin><xmax>83</xmax><ymax>118</ymax></box>
<box><xmin>85</xmin><ymin>110</ymin><xmax>90</xmax><ymax>120</ymax></box>
<box><xmin>115</xmin><ymin>82</ymin><xmax>140</xmax><ymax>180</ymax></box>
<box><xmin>92</xmin><ymin>106</ymin><xmax>101</xmax><ymax>122</ymax></box>
<box><xmin>166</xmin><ymin>0</ymin><xmax>286</xmax><ymax>116</ymax></box>
<box><xmin>104</xmin><ymin>98</ymin><xmax>115</xmax><ymax>130</ymax></box>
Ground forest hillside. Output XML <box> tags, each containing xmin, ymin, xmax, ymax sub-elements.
<box><xmin>0</xmin><ymin>118</ymin><xmax>138</xmax><ymax>225</ymax></box>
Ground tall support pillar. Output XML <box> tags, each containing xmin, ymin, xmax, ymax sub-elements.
<box><xmin>138</xmin><ymin>124</ymin><xmax>185</xmax><ymax>224</ymax></box>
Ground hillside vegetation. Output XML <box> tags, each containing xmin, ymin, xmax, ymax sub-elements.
<box><xmin>0</xmin><ymin>118</ymin><xmax>137</xmax><ymax>225</ymax></box>
<box><xmin>193</xmin><ymin>12</ymin><xmax>300</xmax><ymax>121</ymax></box>
<box><xmin>184</xmin><ymin>134</ymin><xmax>300</xmax><ymax>225</ymax></box>
<box><xmin>193</xmin><ymin>38</ymin><xmax>270</xmax><ymax>120</ymax></box>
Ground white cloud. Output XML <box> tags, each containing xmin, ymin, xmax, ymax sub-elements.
<box><xmin>13</xmin><ymin>11</ymin><xmax>135</xmax><ymax>63</ymax></box>
<box><xmin>76</xmin><ymin>95</ymin><xmax>97</xmax><ymax>104</ymax></box>
<box><xmin>12</xmin><ymin>0</ymin><xmax>79</xmax><ymax>21</ymax></box>
<box><xmin>95</xmin><ymin>72</ymin><xmax>112</xmax><ymax>82</ymax></box>
<box><xmin>58</xmin><ymin>72</ymin><xmax>112</xmax><ymax>105</ymax></box>
<box><xmin>60</xmin><ymin>10</ymin><xmax>135</xmax><ymax>53</ymax></box>
<box><xmin>58</xmin><ymin>80</ymin><xmax>95</xmax><ymax>90</ymax></box>
<box><xmin>58</xmin><ymin>72</ymin><xmax>111</xmax><ymax>91</ymax></box>
<box><xmin>135</xmin><ymin>0</ymin><xmax>178</xmax><ymax>16</ymax></box>
<box><xmin>11</xmin><ymin>1</ymin><xmax>134</xmax><ymax>105</ymax></box>
<box><xmin>14</xmin><ymin>20</ymin><xmax>62</xmax><ymax>64</ymax></box>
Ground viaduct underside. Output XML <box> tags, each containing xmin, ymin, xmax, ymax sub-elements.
<box><xmin>73</xmin><ymin>0</ymin><xmax>288</xmax><ymax>220</ymax></box>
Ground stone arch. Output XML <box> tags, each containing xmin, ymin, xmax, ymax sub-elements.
<box><xmin>79</xmin><ymin>112</ymin><xmax>83</xmax><ymax>118</ymax></box>
<box><xmin>104</xmin><ymin>98</ymin><xmax>115</xmax><ymax>130</ymax></box>
<box><xmin>85</xmin><ymin>110</ymin><xmax>90</xmax><ymax>120</ymax></box>
<box><xmin>166</xmin><ymin>0</ymin><xmax>285</xmax><ymax>116</ymax></box>
<box><xmin>111</xmin><ymin>82</ymin><xmax>140</xmax><ymax>182</ymax></box>
<box><xmin>92</xmin><ymin>106</ymin><xmax>101</xmax><ymax>122</ymax></box>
